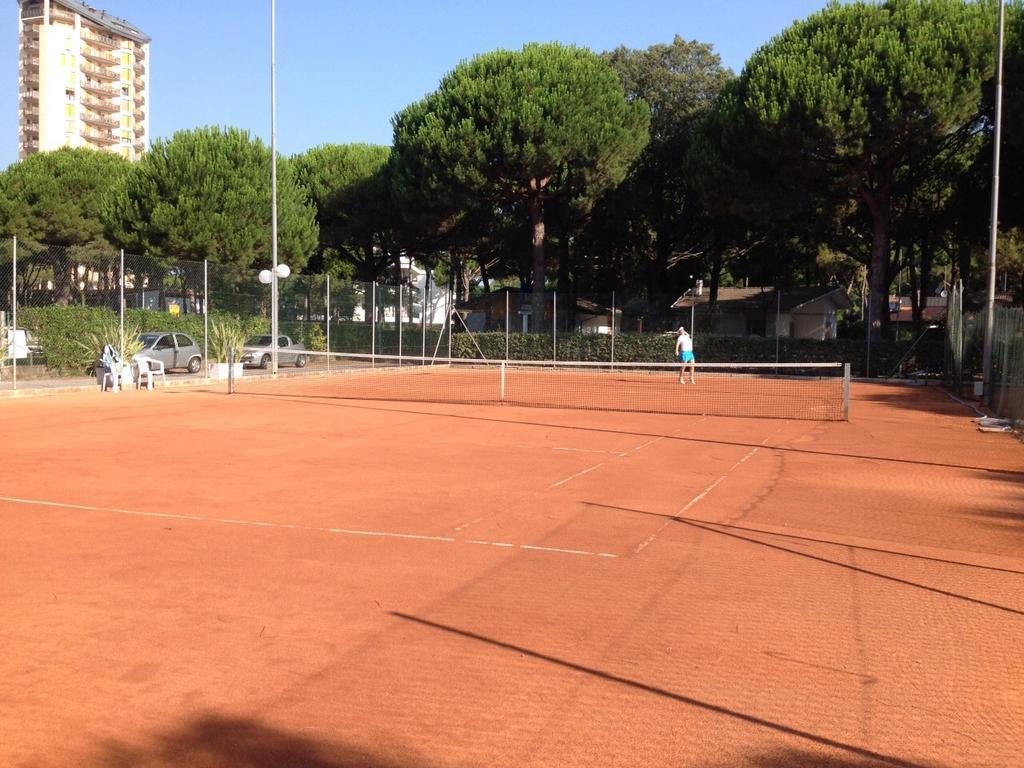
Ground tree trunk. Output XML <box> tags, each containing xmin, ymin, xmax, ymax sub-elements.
<box><xmin>861</xmin><ymin>182</ymin><xmax>892</xmax><ymax>342</ymax></box>
<box><xmin>529</xmin><ymin>183</ymin><xmax>547</xmax><ymax>332</ymax></box>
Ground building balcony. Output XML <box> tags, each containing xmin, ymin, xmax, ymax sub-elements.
<box><xmin>82</xmin><ymin>30</ymin><xmax>120</xmax><ymax>49</ymax></box>
<box><xmin>22</xmin><ymin>39</ymin><xmax>40</xmax><ymax>53</ymax></box>
<box><xmin>50</xmin><ymin>6</ymin><xmax>75</xmax><ymax>22</ymax></box>
<box><xmin>19</xmin><ymin>119</ymin><xmax>39</xmax><ymax>135</ymax></box>
<box><xmin>133</xmin><ymin>60</ymin><xmax>144</xmax><ymax>75</ymax></box>
<box><xmin>134</xmin><ymin>122</ymin><xmax>145</xmax><ymax>136</ymax></box>
<box><xmin>134</xmin><ymin>139</ymin><xmax>146</xmax><ymax>151</ymax></box>
<box><xmin>82</xmin><ymin>112</ymin><xmax>118</xmax><ymax>130</ymax></box>
<box><xmin>133</xmin><ymin>107</ymin><xmax>145</xmax><ymax>122</ymax></box>
<box><xmin>82</xmin><ymin>79</ymin><xmax>117</xmax><ymax>98</ymax></box>
<box><xmin>20</xmin><ymin>3</ymin><xmax>44</xmax><ymax>19</ymax></box>
<box><xmin>135</xmin><ymin>76</ymin><xmax>146</xmax><ymax>89</ymax></box>
<box><xmin>82</xmin><ymin>48</ymin><xmax>116</xmax><ymax>67</ymax></box>
<box><xmin>83</xmin><ymin>64</ymin><xmax>119</xmax><ymax>82</ymax></box>
<box><xmin>82</xmin><ymin>96</ymin><xmax>119</xmax><ymax>114</ymax></box>
<box><xmin>20</xmin><ymin>106</ymin><xmax>39</xmax><ymax>119</ymax></box>
<box><xmin>84</xmin><ymin>130</ymin><xmax>119</xmax><ymax>147</ymax></box>
<box><xmin>21</xmin><ymin>89</ymin><xmax>39</xmax><ymax>103</ymax></box>
<box><xmin>21</xmin><ymin>72</ymin><xmax>40</xmax><ymax>87</ymax></box>
<box><xmin>135</xmin><ymin>92</ymin><xmax>146</xmax><ymax>106</ymax></box>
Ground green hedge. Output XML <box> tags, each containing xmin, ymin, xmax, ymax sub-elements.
<box><xmin>14</xmin><ymin>304</ymin><xmax>947</xmax><ymax>379</ymax></box>
<box><xmin>450</xmin><ymin>331</ymin><xmax>945</xmax><ymax>378</ymax></box>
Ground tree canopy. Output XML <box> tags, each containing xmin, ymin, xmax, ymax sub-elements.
<box><xmin>293</xmin><ymin>143</ymin><xmax>393</xmax><ymax>280</ymax></box>
<box><xmin>0</xmin><ymin>147</ymin><xmax>131</xmax><ymax>247</ymax></box>
<box><xmin>391</xmin><ymin>42</ymin><xmax>650</xmax><ymax>327</ymax></box>
<box><xmin>702</xmin><ymin>0</ymin><xmax>998</xmax><ymax>337</ymax></box>
<box><xmin>103</xmin><ymin>126</ymin><xmax>318</xmax><ymax>270</ymax></box>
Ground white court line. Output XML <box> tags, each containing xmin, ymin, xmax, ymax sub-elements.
<box><xmin>0</xmin><ymin>494</ymin><xmax>618</xmax><ymax>560</ymax></box>
<box><xmin>547</xmin><ymin>429</ymin><xmax>683</xmax><ymax>489</ymax></box>
<box><xmin>634</xmin><ymin>443</ymin><xmax>763</xmax><ymax>554</ymax></box>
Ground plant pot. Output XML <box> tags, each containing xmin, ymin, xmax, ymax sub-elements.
<box><xmin>210</xmin><ymin>362</ymin><xmax>244</xmax><ymax>380</ymax></box>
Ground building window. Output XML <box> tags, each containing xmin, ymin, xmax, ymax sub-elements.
<box><xmin>121</xmin><ymin>86</ymin><xmax>130</xmax><ymax>97</ymax></box>
<box><xmin>122</xmin><ymin>68</ymin><xmax>132</xmax><ymax>82</ymax></box>
<box><xmin>66</xmin><ymin>104</ymin><xmax>75</xmax><ymax>117</ymax></box>
<box><xmin>65</xmin><ymin>90</ymin><xmax>75</xmax><ymax>103</ymax></box>
<box><xmin>122</xmin><ymin>53</ymin><xmax>131</xmax><ymax>66</ymax></box>
<box><xmin>66</xmin><ymin>120</ymin><xmax>75</xmax><ymax>133</ymax></box>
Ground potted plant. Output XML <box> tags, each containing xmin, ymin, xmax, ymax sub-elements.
<box><xmin>207</xmin><ymin>319</ymin><xmax>247</xmax><ymax>380</ymax></box>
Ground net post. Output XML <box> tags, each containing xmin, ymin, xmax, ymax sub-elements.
<box><xmin>500</xmin><ymin>360</ymin><xmax>506</xmax><ymax>402</ymax></box>
<box><xmin>228</xmin><ymin>347</ymin><xmax>235</xmax><ymax>394</ymax></box>
<box><xmin>843</xmin><ymin>363</ymin><xmax>851</xmax><ymax>421</ymax></box>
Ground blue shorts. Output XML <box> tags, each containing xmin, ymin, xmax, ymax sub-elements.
<box><xmin>680</xmin><ymin>351</ymin><xmax>695</xmax><ymax>363</ymax></box>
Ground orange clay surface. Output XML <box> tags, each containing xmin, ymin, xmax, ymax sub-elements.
<box><xmin>0</xmin><ymin>382</ymin><xmax>1022</xmax><ymax>768</ymax></box>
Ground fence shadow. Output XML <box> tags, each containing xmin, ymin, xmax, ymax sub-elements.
<box><xmin>90</xmin><ymin>713</ymin><xmax>436</xmax><ymax>768</ymax></box>
<box><xmin>389</xmin><ymin>612</ymin><xmax>933</xmax><ymax>768</ymax></box>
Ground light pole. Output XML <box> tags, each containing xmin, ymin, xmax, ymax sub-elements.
<box><xmin>259</xmin><ymin>264</ymin><xmax>291</xmax><ymax>360</ymax></box>
<box><xmin>270</xmin><ymin>0</ymin><xmax>279</xmax><ymax>373</ymax></box>
<box><xmin>982</xmin><ymin>0</ymin><xmax>1006</xmax><ymax>404</ymax></box>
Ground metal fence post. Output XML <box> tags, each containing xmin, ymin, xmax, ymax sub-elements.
<box><xmin>843</xmin><ymin>363</ymin><xmax>851</xmax><ymax>421</ymax></box>
<box><xmin>610</xmin><ymin>290</ymin><xmax>615</xmax><ymax>367</ymax></box>
<box><xmin>326</xmin><ymin>274</ymin><xmax>331</xmax><ymax>369</ymax></box>
<box><xmin>203</xmin><ymin>259</ymin><xmax>209</xmax><ymax>378</ymax></box>
<box><xmin>553</xmin><ymin>291</ymin><xmax>557</xmax><ymax>361</ymax></box>
<box><xmin>421</xmin><ymin>270</ymin><xmax>427</xmax><ymax>361</ymax></box>
<box><xmin>11</xmin><ymin>236</ymin><xmax>17</xmax><ymax>391</ymax></box>
<box><xmin>119</xmin><ymin>249</ymin><xmax>125</xmax><ymax>360</ymax></box>
<box><xmin>505</xmin><ymin>290</ymin><xmax>509</xmax><ymax>361</ymax></box>
<box><xmin>398</xmin><ymin>283</ymin><xmax>403</xmax><ymax>366</ymax></box>
<box><xmin>371</xmin><ymin>280</ymin><xmax>376</xmax><ymax>366</ymax></box>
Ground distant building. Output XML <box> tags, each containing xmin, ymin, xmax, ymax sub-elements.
<box><xmin>673</xmin><ymin>287</ymin><xmax>852</xmax><ymax>340</ymax></box>
<box><xmin>17</xmin><ymin>0</ymin><xmax>150</xmax><ymax>160</ymax></box>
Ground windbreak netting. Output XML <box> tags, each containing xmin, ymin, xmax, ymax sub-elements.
<box><xmin>230</xmin><ymin>351</ymin><xmax>850</xmax><ymax>421</ymax></box>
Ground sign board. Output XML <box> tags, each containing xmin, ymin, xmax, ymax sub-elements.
<box><xmin>6</xmin><ymin>329</ymin><xmax>29</xmax><ymax>360</ymax></box>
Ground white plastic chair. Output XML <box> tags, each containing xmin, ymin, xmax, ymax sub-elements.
<box><xmin>100</xmin><ymin>345</ymin><xmax>123</xmax><ymax>392</ymax></box>
<box><xmin>135</xmin><ymin>357</ymin><xmax>153</xmax><ymax>390</ymax></box>
<box><xmin>135</xmin><ymin>355</ymin><xmax>166</xmax><ymax>389</ymax></box>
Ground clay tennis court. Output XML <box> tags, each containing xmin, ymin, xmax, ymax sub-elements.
<box><xmin>1</xmin><ymin>379</ymin><xmax>1022</xmax><ymax>767</ymax></box>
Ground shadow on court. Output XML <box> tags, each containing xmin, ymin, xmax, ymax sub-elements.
<box><xmin>89</xmin><ymin>714</ymin><xmax>436</xmax><ymax>768</ymax></box>
<box><xmin>586</xmin><ymin>502</ymin><xmax>1024</xmax><ymax>616</ymax></box>
<box><xmin>221</xmin><ymin>392</ymin><xmax>1024</xmax><ymax>478</ymax></box>
<box><xmin>389</xmin><ymin>612</ymin><xmax>935</xmax><ymax>768</ymax></box>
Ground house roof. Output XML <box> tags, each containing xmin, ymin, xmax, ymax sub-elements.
<box><xmin>459</xmin><ymin>290</ymin><xmax>613</xmax><ymax>315</ymax></box>
<box><xmin>21</xmin><ymin>0</ymin><xmax>150</xmax><ymax>44</ymax></box>
<box><xmin>673</xmin><ymin>286</ymin><xmax>852</xmax><ymax>312</ymax></box>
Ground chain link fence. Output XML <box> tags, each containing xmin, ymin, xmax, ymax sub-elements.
<box><xmin>945</xmin><ymin>281</ymin><xmax>1024</xmax><ymax>428</ymax></box>
<box><xmin>0</xmin><ymin>237</ymin><xmax>457</xmax><ymax>391</ymax></box>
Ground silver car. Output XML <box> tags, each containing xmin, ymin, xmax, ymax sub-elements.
<box><xmin>137</xmin><ymin>332</ymin><xmax>203</xmax><ymax>373</ymax></box>
<box><xmin>241</xmin><ymin>335</ymin><xmax>307</xmax><ymax>369</ymax></box>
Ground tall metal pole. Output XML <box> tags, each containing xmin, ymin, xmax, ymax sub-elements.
<box><xmin>422</xmin><ymin>270</ymin><xmax>428</xmax><ymax>361</ymax></box>
<box><xmin>398</xmin><ymin>283</ymin><xmax>403</xmax><ymax>366</ymax></box>
<box><xmin>505</xmin><ymin>290</ymin><xmax>509</xmax><ymax>361</ymax></box>
<box><xmin>775</xmin><ymin>289</ymin><xmax>780</xmax><ymax>366</ymax></box>
<box><xmin>325</xmin><ymin>274</ymin><xmax>331</xmax><ymax>368</ymax></box>
<box><xmin>371</xmin><ymin>281</ymin><xmax>376</xmax><ymax>364</ymax></box>
<box><xmin>270</xmin><ymin>0</ymin><xmax>279</xmax><ymax>374</ymax></box>
<box><xmin>982</xmin><ymin>0</ymin><xmax>1006</xmax><ymax>406</ymax></box>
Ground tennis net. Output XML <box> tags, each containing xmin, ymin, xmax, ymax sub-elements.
<box><xmin>229</xmin><ymin>350</ymin><xmax>850</xmax><ymax>421</ymax></box>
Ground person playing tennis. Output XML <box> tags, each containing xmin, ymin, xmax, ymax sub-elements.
<box><xmin>675</xmin><ymin>327</ymin><xmax>696</xmax><ymax>384</ymax></box>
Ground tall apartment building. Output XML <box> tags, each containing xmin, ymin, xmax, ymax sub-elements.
<box><xmin>17</xmin><ymin>0</ymin><xmax>150</xmax><ymax>160</ymax></box>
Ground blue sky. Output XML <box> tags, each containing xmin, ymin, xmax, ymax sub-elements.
<box><xmin>2</xmin><ymin>0</ymin><xmax>828</xmax><ymax>168</ymax></box>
